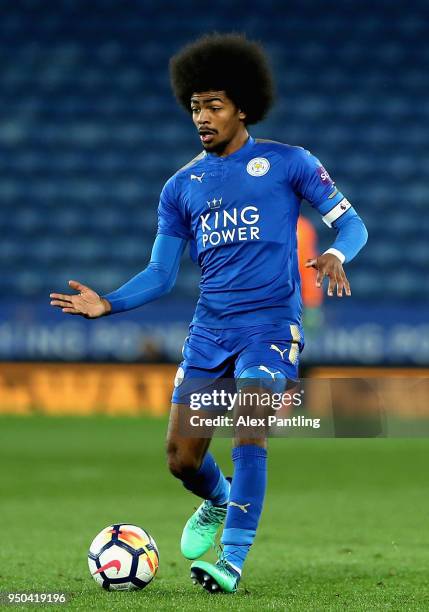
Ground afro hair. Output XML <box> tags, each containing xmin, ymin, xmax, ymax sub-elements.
<box><xmin>169</xmin><ymin>33</ymin><xmax>275</xmax><ymax>125</ymax></box>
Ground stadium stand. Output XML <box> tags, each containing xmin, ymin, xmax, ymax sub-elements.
<box><xmin>1</xmin><ymin>0</ymin><xmax>427</xmax><ymax>300</ymax></box>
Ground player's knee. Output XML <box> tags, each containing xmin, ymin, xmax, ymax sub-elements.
<box><xmin>166</xmin><ymin>442</ymin><xmax>200</xmax><ymax>480</ymax></box>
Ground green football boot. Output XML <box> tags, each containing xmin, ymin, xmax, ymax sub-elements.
<box><xmin>190</xmin><ymin>558</ymin><xmax>241</xmax><ymax>594</ymax></box>
<box><xmin>180</xmin><ymin>501</ymin><xmax>227</xmax><ymax>560</ymax></box>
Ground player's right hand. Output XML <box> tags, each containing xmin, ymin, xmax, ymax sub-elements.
<box><xmin>305</xmin><ymin>254</ymin><xmax>351</xmax><ymax>297</ymax></box>
<box><xmin>50</xmin><ymin>280</ymin><xmax>111</xmax><ymax>318</ymax></box>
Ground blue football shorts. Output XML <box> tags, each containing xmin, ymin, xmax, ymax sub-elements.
<box><xmin>171</xmin><ymin>322</ymin><xmax>303</xmax><ymax>406</ymax></box>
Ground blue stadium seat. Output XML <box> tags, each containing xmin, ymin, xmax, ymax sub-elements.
<box><xmin>0</xmin><ymin>0</ymin><xmax>426</xmax><ymax>304</ymax></box>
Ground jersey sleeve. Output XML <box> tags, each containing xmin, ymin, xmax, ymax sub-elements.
<box><xmin>288</xmin><ymin>147</ymin><xmax>338</xmax><ymax>206</ymax></box>
<box><xmin>103</xmin><ymin>234</ymin><xmax>186</xmax><ymax>313</ymax></box>
<box><xmin>288</xmin><ymin>147</ymin><xmax>354</xmax><ymax>228</ymax></box>
<box><xmin>289</xmin><ymin>147</ymin><xmax>367</xmax><ymax>263</ymax></box>
<box><xmin>157</xmin><ymin>175</ymin><xmax>191</xmax><ymax>240</ymax></box>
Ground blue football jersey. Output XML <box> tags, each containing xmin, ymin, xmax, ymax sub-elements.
<box><xmin>157</xmin><ymin>136</ymin><xmax>344</xmax><ymax>332</ymax></box>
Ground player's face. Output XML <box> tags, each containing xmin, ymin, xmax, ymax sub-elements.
<box><xmin>191</xmin><ymin>91</ymin><xmax>247</xmax><ymax>155</ymax></box>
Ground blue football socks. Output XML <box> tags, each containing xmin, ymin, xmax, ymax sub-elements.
<box><xmin>182</xmin><ymin>452</ymin><xmax>230</xmax><ymax>506</ymax></box>
<box><xmin>221</xmin><ymin>445</ymin><xmax>267</xmax><ymax>573</ymax></box>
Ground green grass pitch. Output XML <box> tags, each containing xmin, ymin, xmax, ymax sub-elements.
<box><xmin>1</xmin><ymin>416</ymin><xmax>428</xmax><ymax>611</ymax></box>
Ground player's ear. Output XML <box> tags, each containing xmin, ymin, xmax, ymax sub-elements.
<box><xmin>238</xmin><ymin>109</ymin><xmax>246</xmax><ymax>121</ymax></box>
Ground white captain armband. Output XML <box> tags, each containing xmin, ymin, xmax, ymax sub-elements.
<box><xmin>322</xmin><ymin>197</ymin><xmax>352</xmax><ymax>228</ymax></box>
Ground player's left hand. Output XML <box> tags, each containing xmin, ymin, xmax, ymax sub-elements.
<box><xmin>305</xmin><ymin>254</ymin><xmax>351</xmax><ymax>297</ymax></box>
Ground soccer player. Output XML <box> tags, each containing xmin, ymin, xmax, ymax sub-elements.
<box><xmin>50</xmin><ymin>34</ymin><xmax>368</xmax><ymax>594</ymax></box>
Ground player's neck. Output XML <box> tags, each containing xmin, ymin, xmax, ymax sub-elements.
<box><xmin>214</xmin><ymin>129</ymin><xmax>250</xmax><ymax>158</ymax></box>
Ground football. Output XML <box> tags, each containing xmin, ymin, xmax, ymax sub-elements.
<box><xmin>88</xmin><ymin>523</ymin><xmax>159</xmax><ymax>591</ymax></box>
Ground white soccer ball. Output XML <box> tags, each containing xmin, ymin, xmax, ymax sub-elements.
<box><xmin>88</xmin><ymin>523</ymin><xmax>159</xmax><ymax>591</ymax></box>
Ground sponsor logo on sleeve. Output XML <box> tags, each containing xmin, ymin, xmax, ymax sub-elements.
<box><xmin>317</xmin><ymin>164</ymin><xmax>333</xmax><ymax>184</ymax></box>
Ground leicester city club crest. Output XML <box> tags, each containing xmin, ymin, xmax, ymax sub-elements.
<box><xmin>246</xmin><ymin>157</ymin><xmax>270</xmax><ymax>177</ymax></box>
